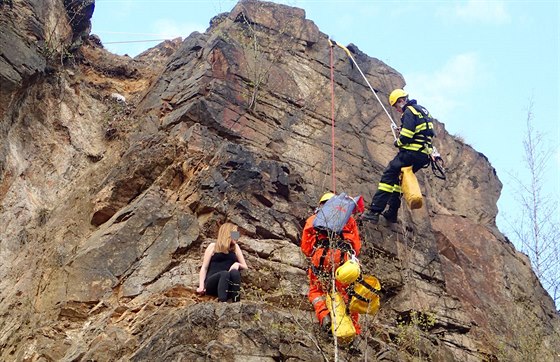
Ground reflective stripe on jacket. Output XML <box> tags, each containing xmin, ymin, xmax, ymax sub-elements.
<box><xmin>396</xmin><ymin>101</ymin><xmax>435</xmax><ymax>155</ymax></box>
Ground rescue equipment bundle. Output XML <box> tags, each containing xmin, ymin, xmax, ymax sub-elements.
<box><xmin>313</xmin><ymin>192</ymin><xmax>363</xmax><ymax>234</ymax></box>
<box><xmin>401</xmin><ymin>166</ymin><xmax>423</xmax><ymax>210</ymax></box>
<box><xmin>335</xmin><ymin>257</ymin><xmax>361</xmax><ymax>284</ymax></box>
<box><xmin>326</xmin><ymin>291</ymin><xmax>356</xmax><ymax>343</ymax></box>
<box><xmin>334</xmin><ymin>260</ymin><xmax>382</xmax><ymax>316</ymax></box>
<box><xmin>347</xmin><ymin>274</ymin><xmax>382</xmax><ymax>315</ymax></box>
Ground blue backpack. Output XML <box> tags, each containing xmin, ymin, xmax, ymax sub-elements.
<box><xmin>313</xmin><ymin>193</ymin><xmax>359</xmax><ymax>234</ymax></box>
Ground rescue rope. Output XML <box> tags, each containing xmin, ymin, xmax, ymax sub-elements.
<box><xmin>328</xmin><ymin>39</ymin><xmax>337</xmax><ymax>193</ymax></box>
<box><xmin>329</xmin><ymin>39</ymin><xmax>399</xmax><ymax>141</ymax></box>
<box><xmin>325</xmin><ymin>41</ymin><xmax>348</xmax><ymax>356</ymax></box>
<box><xmin>330</xmin><ymin>39</ymin><xmax>447</xmax><ymax>180</ymax></box>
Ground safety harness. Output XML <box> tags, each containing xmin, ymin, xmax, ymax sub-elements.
<box><xmin>405</xmin><ymin>105</ymin><xmax>447</xmax><ymax>180</ymax></box>
<box><xmin>399</xmin><ymin>105</ymin><xmax>435</xmax><ymax>155</ymax></box>
<box><xmin>310</xmin><ymin>231</ymin><xmax>354</xmax><ymax>277</ymax></box>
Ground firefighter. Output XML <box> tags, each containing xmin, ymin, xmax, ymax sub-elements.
<box><xmin>300</xmin><ymin>193</ymin><xmax>362</xmax><ymax>334</ymax></box>
<box><xmin>362</xmin><ymin>89</ymin><xmax>434</xmax><ymax>223</ymax></box>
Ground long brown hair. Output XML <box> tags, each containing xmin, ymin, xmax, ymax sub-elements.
<box><xmin>215</xmin><ymin>222</ymin><xmax>238</xmax><ymax>253</ymax></box>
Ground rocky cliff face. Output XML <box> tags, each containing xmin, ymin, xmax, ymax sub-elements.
<box><xmin>0</xmin><ymin>0</ymin><xmax>558</xmax><ymax>361</ymax></box>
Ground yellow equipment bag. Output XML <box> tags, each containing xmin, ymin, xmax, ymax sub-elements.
<box><xmin>348</xmin><ymin>275</ymin><xmax>381</xmax><ymax>315</ymax></box>
<box><xmin>335</xmin><ymin>257</ymin><xmax>361</xmax><ymax>285</ymax></box>
<box><xmin>401</xmin><ymin>166</ymin><xmax>423</xmax><ymax>210</ymax></box>
<box><xmin>326</xmin><ymin>292</ymin><xmax>356</xmax><ymax>343</ymax></box>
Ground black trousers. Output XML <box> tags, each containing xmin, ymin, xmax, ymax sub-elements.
<box><xmin>205</xmin><ymin>269</ymin><xmax>241</xmax><ymax>302</ymax></box>
<box><xmin>370</xmin><ymin>150</ymin><xmax>429</xmax><ymax>216</ymax></box>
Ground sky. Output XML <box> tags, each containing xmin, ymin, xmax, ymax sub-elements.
<box><xmin>91</xmin><ymin>0</ymin><xmax>560</xmax><ymax>244</ymax></box>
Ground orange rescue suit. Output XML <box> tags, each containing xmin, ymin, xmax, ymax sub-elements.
<box><xmin>301</xmin><ymin>213</ymin><xmax>362</xmax><ymax>333</ymax></box>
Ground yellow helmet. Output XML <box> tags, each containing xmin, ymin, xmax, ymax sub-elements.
<box><xmin>389</xmin><ymin>89</ymin><xmax>408</xmax><ymax>106</ymax></box>
<box><xmin>319</xmin><ymin>192</ymin><xmax>335</xmax><ymax>203</ymax></box>
<box><xmin>335</xmin><ymin>258</ymin><xmax>361</xmax><ymax>284</ymax></box>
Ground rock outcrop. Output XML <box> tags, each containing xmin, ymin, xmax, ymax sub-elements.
<box><xmin>0</xmin><ymin>0</ymin><xmax>558</xmax><ymax>361</ymax></box>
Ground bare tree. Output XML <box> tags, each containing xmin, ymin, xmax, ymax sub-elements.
<box><xmin>507</xmin><ymin>100</ymin><xmax>559</xmax><ymax>308</ymax></box>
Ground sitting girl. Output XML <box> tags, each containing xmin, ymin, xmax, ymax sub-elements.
<box><xmin>197</xmin><ymin>222</ymin><xmax>248</xmax><ymax>302</ymax></box>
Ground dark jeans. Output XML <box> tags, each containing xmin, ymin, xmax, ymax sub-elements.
<box><xmin>370</xmin><ymin>150</ymin><xmax>429</xmax><ymax>216</ymax></box>
<box><xmin>205</xmin><ymin>269</ymin><xmax>241</xmax><ymax>302</ymax></box>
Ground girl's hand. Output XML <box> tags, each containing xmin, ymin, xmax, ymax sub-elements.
<box><xmin>196</xmin><ymin>286</ymin><xmax>205</xmax><ymax>295</ymax></box>
<box><xmin>229</xmin><ymin>262</ymin><xmax>239</xmax><ymax>271</ymax></box>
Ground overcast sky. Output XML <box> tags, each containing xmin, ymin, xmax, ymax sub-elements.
<box><xmin>91</xmin><ymin>0</ymin><xmax>559</xmax><ymax>242</ymax></box>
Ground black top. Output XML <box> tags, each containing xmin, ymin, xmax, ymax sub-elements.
<box><xmin>206</xmin><ymin>251</ymin><xmax>237</xmax><ymax>281</ymax></box>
